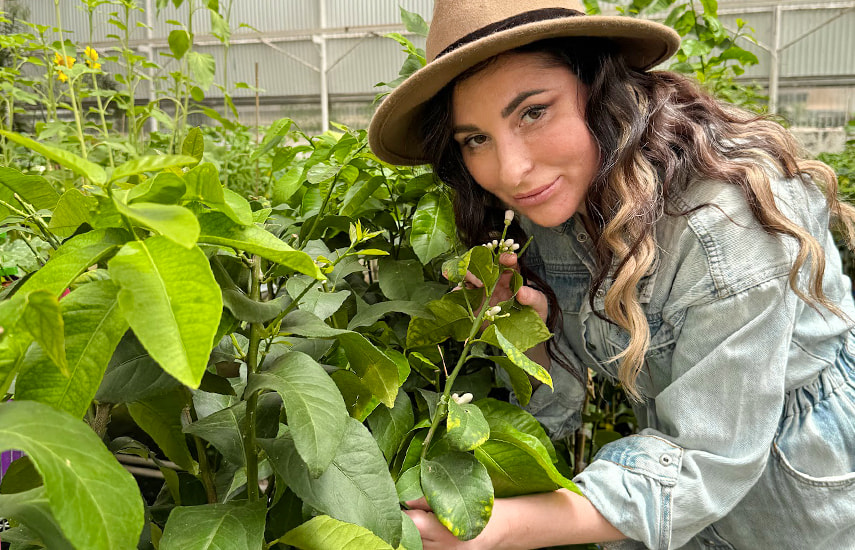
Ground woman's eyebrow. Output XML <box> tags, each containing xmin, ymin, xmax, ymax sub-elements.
<box><xmin>501</xmin><ymin>89</ymin><xmax>546</xmax><ymax>118</ymax></box>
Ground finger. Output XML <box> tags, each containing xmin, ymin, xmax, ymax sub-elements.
<box><xmin>517</xmin><ymin>285</ymin><xmax>549</xmax><ymax>322</ymax></box>
<box><xmin>464</xmin><ymin>271</ymin><xmax>484</xmax><ymax>288</ymax></box>
<box><xmin>498</xmin><ymin>252</ymin><xmax>518</xmax><ymax>268</ymax></box>
<box><xmin>404</xmin><ymin>497</ymin><xmax>431</xmax><ymax>511</ymax></box>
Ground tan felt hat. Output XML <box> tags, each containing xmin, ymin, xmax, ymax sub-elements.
<box><xmin>368</xmin><ymin>0</ymin><xmax>681</xmax><ymax>166</ymax></box>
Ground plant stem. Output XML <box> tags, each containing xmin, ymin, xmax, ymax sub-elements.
<box><xmin>243</xmin><ymin>255</ymin><xmax>263</xmax><ymax>502</ymax></box>
<box><xmin>193</xmin><ymin>434</ymin><xmax>218</xmax><ymax>503</ymax></box>
<box><xmin>53</xmin><ymin>0</ymin><xmax>87</xmax><ymax>157</ymax></box>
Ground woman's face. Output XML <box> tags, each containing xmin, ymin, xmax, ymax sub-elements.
<box><xmin>452</xmin><ymin>52</ymin><xmax>599</xmax><ymax>228</ymax></box>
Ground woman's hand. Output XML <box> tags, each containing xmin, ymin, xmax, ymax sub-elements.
<box><xmin>404</xmin><ymin>498</ymin><xmax>508</xmax><ymax>550</ymax></box>
<box><xmin>460</xmin><ymin>252</ymin><xmax>548</xmax><ymax>324</ymax></box>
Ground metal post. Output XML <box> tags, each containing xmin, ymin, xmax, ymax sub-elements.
<box><xmin>317</xmin><ymin>0</ymin><xmax>329</xmax><ymax>132</ymax></box>
<box><xmin>768</xmin><ymin>4</ymin><xmax>782</xmax><ymax>115</ymax></box>
<box><xmin>145</xmin><ymin>0</ymin><xmax>158</xmax><ymax>133</ymax></box>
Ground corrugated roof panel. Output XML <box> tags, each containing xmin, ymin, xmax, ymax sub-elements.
<box><xmin>327</xmin><ymin>35</ymin><xmax>426</xmax><ymax>94</ymax></box>
<box><xmin>780</xmin><ymin>8</ymin><xmax>855</xmax><ymax>78</ymax></box>
<box><xmin>326</xmin><ymin>0</ymin><xmax>433</xmax><ymax>28</ymax></box>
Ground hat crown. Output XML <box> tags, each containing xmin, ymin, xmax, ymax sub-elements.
<box><xmin>427</xmin><ymin>0</ymin><xmax>588</xmax><ymax>61</ymax></box>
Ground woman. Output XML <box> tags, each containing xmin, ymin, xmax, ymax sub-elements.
<box><xmin>368</xmin><ymin>1</ymin><xmax>855</xmax><ymax>549</ymax></box>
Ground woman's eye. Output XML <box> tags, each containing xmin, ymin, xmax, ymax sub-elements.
<box><xmin>521</xmin><ymin>106</ymin><xmax>546</xmax><ymax>123</ymax></box>
<box><xmin>464</xmin><ymin>134</ymin><xmax>488</xmax><ymax>148</ymax></box>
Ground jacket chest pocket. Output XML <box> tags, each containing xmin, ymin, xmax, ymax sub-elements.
<box><xmin>546</xmin><ymin>268</ymin><xmax>590</xmax><ymax>315</ymax></box>
<box><xmin>602</xmin><ymin>311</ymin><xmax>677</xmax><ymax>361</ymax></box>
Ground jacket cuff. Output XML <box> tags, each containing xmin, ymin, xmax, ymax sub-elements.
<box><xmin>574</xmin><ymin>434</ymin><xmax>683</xmax><ymax>550</ymax></box>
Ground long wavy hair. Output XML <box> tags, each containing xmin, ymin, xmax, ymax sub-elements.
<box><xmin>419</xmin><ymin>37</ymin><xmax>855</xmax><ymax>400</ymax></box>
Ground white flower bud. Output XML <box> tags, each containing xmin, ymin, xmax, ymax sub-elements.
<box><xmin>452</xmin><ymin>392</ymin><xmax>474</xmax><ymax>405</ymax></box>
<box><xmin>512</xmin><ymin>243</ymin><xmax>520</xmax><ymax>251</ymax></box>
<box><xmin>504</xmin><ymin>209</ymin><xmax>514</xmax><ymax>225</ymax></box>
<box><xmin>488</xmin><ymin>306</ymin><xmax>502</xmax><ymax>316</ymax></box>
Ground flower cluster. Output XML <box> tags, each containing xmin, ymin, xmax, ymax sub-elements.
<box><xmin>482</xmin><ymin>238</ymin><xmax>519</xmax><ymax>254</ymax></box>
<box><xmin>483</xmin><ymin>305</ymin><xmax>509</xmax><ymax>322</ymax></box>
<box><xmin>84</xmin><ymin>46</ymin><xmax>101</xmax><ymax>70</ymax></box>
<box><xmin>53</xmin><ymin>52</ymin><xmax>75</xmax><ymax>82</ymax></box>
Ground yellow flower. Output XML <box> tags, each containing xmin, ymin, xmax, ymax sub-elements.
<box><xmin>57</xmin><ymin>70</ymin><xmax>69</xmax><ymax>83</ymax></box>
<box><xmin>53</xmin><ymin>52</ymin><xmax>75</xmax><ymax>69</ymax></box>
<box><xmin>84</xmin><ymin>46</ymin><xmax>99</xmax><ymax>62</ymax></box>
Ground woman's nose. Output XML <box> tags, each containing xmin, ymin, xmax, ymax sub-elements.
<box><xmin>496</xmin><ymin>138</ymin><xmax>534</xmax><ymax>189</ymax></box>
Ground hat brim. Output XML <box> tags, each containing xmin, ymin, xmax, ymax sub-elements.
<box><xmin>369</xmin><ymin>16</ymin><xmax>680</xmax><ymax>165</ymax></box>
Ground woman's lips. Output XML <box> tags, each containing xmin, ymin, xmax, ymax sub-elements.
<box><xmin>514</xmin><ymin>178</ymin><xmax>559</xmax><ymax>206</ymax></box>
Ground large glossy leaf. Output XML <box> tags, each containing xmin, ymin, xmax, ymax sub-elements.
<box><xmin>0</xmin><ymin>131</ymin><xmax>107</xmax><ymax>185</ymax></box>
<box><xmin>347</xmin><ymin>300</ymin><xmax>428</xmax><ymax>330</ymax></box>
<box><xmin>281</xmin><ymin>515</ymin><xmax>395</xmax><ymax>550</ymax></box>
<box><xmin>0</xmin><ymin>332</ymin><xmax>28</xmax><ymax>395</ymax></box>
<box><xmin>96</xmin><ymin>331</ymin><xmax>182</xmax><ymax>403</ymax></box>
<box><xmin>113</xmin><ymin>199</ymin><xmax>200</xmax><ymax>248</ymax></box>
<box><xmin>460</xmin><ymin>245</ymin><xmax>499</xmax><ymax>290</ymax></box>
<box><xmin>420</xmin><ymin>452</ymin><xmax>493</xmax><ymax>541</ymax></box>
<box><xmin>0</xmin><ymin>400</ymin><xmax>145</xmax><ymax>549</ymax></box>
<box><xmin>262</xmin><ymin>418</ymin><xmax>403</xmax><ymax>547</ymax></box>
<box><xmin>367</xmin><ymin>390</ymin><xmax>415</xmax><ymax>462</ymax></box>
<box><xmin>20</xmin><ymin>290</ymin><xmax>68</xmax><ymax>376</ymax></box>
<box><xmin>128</xmin><ymin>173</ymin><xmax>187</xmax><ymax>205</ymax></box>
<box><xmin>48</xmin><ymin>188</ymin><xmax>95</xmax><ymax>238</ymax></box>
<box><xmin>15</xmin><ymin>280</ymin><xmax>129</xmax><ymax>418</ymax></box>
<box><xmin>476</xmin><ymin>398</ymin><xmax>556</xmax><ymax>462</ymax></box>
<box><xmin>340</xmin><ymin>175</ymin><xmax>384</xmax><ymax>217</ymax></box>
<box><xmin>159</xmin><ymin>500</ymin><xmax>266</xmax><ymax>550</ymax></box>
<box><xmin>331</xmin><ymin>369</ymin><xmax>381</xmax><ymax>421</ymax></box>
<box><xmin>198</xmin><ymin>212</ymin><xmax>323</xmax><ymax>279</ymax></box>
<box><xmin>245</xmin><ymin>351</ymin><xmax>348</xmax><ymax>477</ymax></box>
<box><xmin>108</xmin><ymin>237</ymin><xmax>222</xmax><ymax>388</ymax></box>
<box><xmin>377</xmin><ymin>259</ymin><xmax>423</xmax><ymax>301</ymax></box>
<box><xmin>482</xmin><ymin>325</ymin><xmax>552</xmax><ymax>388</ymax></box>
<box><xmin>410</xmin><ymin>191</ymin><xmax>455</xmax><ymax>264</ymax></box>
<box><xmin>127</xmin><ymin>389</ymin><xmax>198</xmax><ymax>473</ymax></box>
<box><xmin>110</xmin><ymin>155</ymin><xmax>198</xmax><ymax>183</ymax></box>
<box><xmin>279</xmin><ymin>310</ymin><xmax>401</xmax><ymax>407</ymax></box>
<box><xmin>16</xmin><ymin>229</ymin><xmax>126</xmax><ymax>298</ymax></box>
<box><xmin>490</xmin><ymin>305</ymin><xmax>552</xmax><ymax>352</ymax></box>
<box><xmin>184</xmin><ymin>393</ymin><xmax>281</xmax><ymax>466</ymax></box>
<box><xmin>399</xmin><ymin>511</ymin><xmax>424</xmax><ymax>550</ymax></box>
<box><xmin>0</xmin><ymin>488</ymin><xmax>74</xmax><ymax>550</ymax></box>
<box><xmin>0</xmin><ymin>166</ymin><xmax>60</xmax><ymax>220</ymax></box>
<box><xmin>405</xmin><ymin>290</ymin><xmax>479</xmax><ymax>349</ymax></box>
<box><xmin>474</xmin><ymin>425</ymin><xmax>582</xmax><ymax>498</ymax></box>
<box><xmin>445</xmin><ymin>400</ymin><xmax>490</xmax><ymax>452</ymax></box>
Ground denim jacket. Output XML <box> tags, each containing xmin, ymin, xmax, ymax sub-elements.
<box><xmin>518</xmin><ymin>174</ymin><xmax>855</xmax><ymax>549</ymax></box>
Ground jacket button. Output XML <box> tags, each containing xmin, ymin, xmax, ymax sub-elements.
<box><xmin>660</xmin><ymin>454</ymin><xmax>673</xmax><ymax>466</ymax></box>
<box><xmin>576</xmin><ymin>232</ymin><xmax>588</xmax><ymax>243</ymax></box>
<box><xmin>595</xmin><ymin>288</ymin><xmax>606</xmax><ymax>298</ymax></box>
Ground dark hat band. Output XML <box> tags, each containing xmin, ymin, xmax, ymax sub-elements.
<box><xmin>435</xmin><ymin>7</ymin><xmax>585</xmax><ymax>59</ymax></box>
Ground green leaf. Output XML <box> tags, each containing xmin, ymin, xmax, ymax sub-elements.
<box><xmin>187</xmin><ymin>51</ymin><xmax>216</xmax><ymax>91</ymax></box>
<box><xmin>395</xmin><ymin>466</ymin><xmax>423</xmax><ymax>503</ymax></box>
<box><xmin>127</xmin><ymin>173</ymin><xmax>187</xmax><ymax>205</ymax></box>
<box><xmin>198</xmin><ymin>212</ymin><xmax>323</xmax><ymax>279</ymax></box>
<box><xmin>262</xmin><ymin>417</ymin><xmax>403</xmax><ymax>547</ymax></box>
<box><xmin>160</xmin><ymin>500</ymin><xmax>266</xmax><ymax>550</ymax></box>
<box><xmin>474</xmin><ymin>425</ymin><xmax>582</xmax><ymax>498</ymax></box>
<box><xmin>367</xmin><ymin>390</ymin><xmax>415</xmax><ymax>462</ymax></box>
<box><xmin>168</xmin><ymin>29</ymin><xmax>190</xmax><ymax>59</ymax></box>
<box><xmin>0</xmin><ymin>488</ymin><xmax>74</xmax><ymax>550</ymax></box>
<box><xmin>461</xmin><ymin>246</ymin><xmax>499</xmax><ymax>290</ymax></box>
<box><xmin>420</xmin><ymin>452</ymin><xmax>493</xmax><ymax>541</ymax></box>
<box><xmin>110</xmin><ymin>155</ymin><xmax>199</xmax><ymax>183</ymax></box>
<box><xmin>128</xmin><ymin>389</ymin><xmax>198</xmax><ymax>473</ymax></box>
<box><xmin>114</xmin><ymin>199</ymin><xmax>200</xmax><ymax>248</ymax></box>
<box><xmin>0</xmin><ymin>400</ymin><xmax>145</xmax><ymax>550</ymax></box>
<box><xmin>0</xmin><ymin>332</ymin><xmax>28</xmax><ymax>396</ymax></box>
<box><xmin>331</xmin><ymin>369</ymin><xmax>381</xmax><ymax>421</ymax></box>
<box><xmin>252</xmin><ymin>118</ymin><xmax>293</xmax><ymax>160</ymax></box>
<box><xmin>47</xmin><ymin>188</ymin><xmax>95</xmax><ymax>238</ymax></box>
<box><xmin>280</xmin><ymin>515</ymin><xmax>395</xmax><ymax>550</ymax></box>
<box><xmin>16</xmin><ymin>229</ymin><xmax>126</xmax><ymax>298</ymax></box>
<box><xmin>245</xmin><ymin>351</ymin><xmax>349</xmax><ymax>477</ymax></box>
<box><xmin>15</xmin><ymin>280</ymin><xmax>129</xmax><ymax>418</ymax></box>
<box><xmin>279</xmin><ymin>310</ymin><xmax>401</xmax><ymax>407</ymax></box>
<box><xmin>108</xmin><ymin>237</ymin><xmax>222</xmax><ymax>388</ymax></box>
<box><xmin>0</xmin><ymin>131</ymin><xmax>107</xmax><ymax>185</ymax></box>
<box><xmin>181</xmin><ymin>127</ymin><xmax>205</xmax><ymax>163</ymax></box>
<box><xmin>399</xmin><ymin>7</ymin><xmax>429</xmax><ymax>37</ymax></box>
<box><xmin>0</xmin><ymin>166</ymin><xmax>61</xmax><ymax>220</ymax></box>
<box><xmin>477</xmin><ymin>398</ymin><xmax>556</xmax><ymax>462</ymax></box>
<box><xmin>20</xmin><ymin>290</ymin><xmax>68</xmax><ymax>376</ymax></box>
<box><xmin>410</xmin><ymin>192</ymin><xmax>455</xmax><ymax>264</ymax></box>
<box><xmin>96</xmin><ymin>331</ymin><xmax>182</xmax><ymax>403</ymax></box>
<box><xmin>377</xmin><ymin>259</ymin><xmax>424</xmax><ymax>301</ymax></box>
<box><xmin>340</xmin><ymin>175</ymin><xmax>384</xmax><ymax>217</ymax></box>
<box><xmin>699</xmin><ymin>0</ymin><xmax>718</xmax><ymax>16</ymax></box>
<box><xmin>482</xmin><ymin>325</ymin><xmax>552</xmax><ymax>388</ymax></box>
<box><xmin>273</xmin><ymin>166</ymin><xmax>304</xmax><ymax>204</ymax></box>
<box><xmin>185</xmin><ymin>392</ymin><xmax>281</xmax><ymax>466</ymax></box>
<box><xmin>221</xmin><ymin>188</ymin><xmax>254</xmax><ymax>226</ymax></box>
<box><xmin>445</xmin><ymin>400</ymin><xmax>490</xmax><ymax>452</ymax></box>
<box><xmin>347</xmin><ymin>300</ymin><xmax>428</xmax><ymax>330</ymax></box>
<box><xmin>406</xmin><ymin>290</ymin><xmax>478</xmax><ymax>349</ymax></box>
<box><xmin>491</xmin><ymin>305</ymin><xmax>551</xmax><ymax>352</ymax></box>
